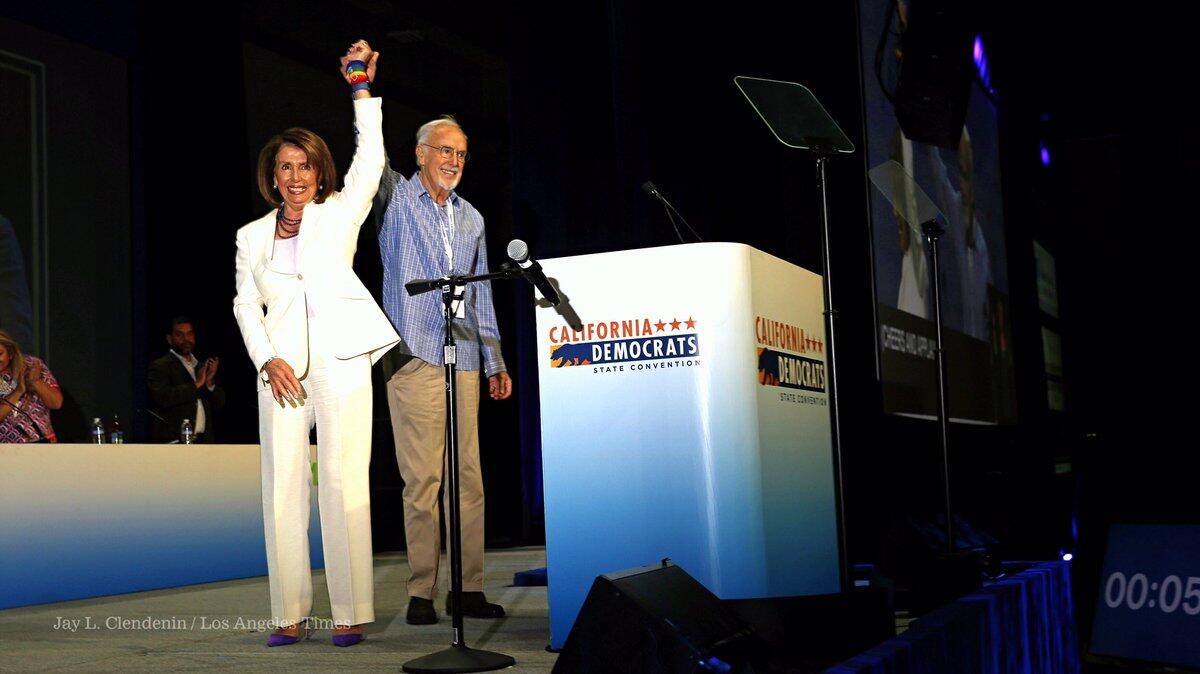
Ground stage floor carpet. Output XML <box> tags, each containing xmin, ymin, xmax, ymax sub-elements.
<box><xmin>0</xmin><ymin>546</ymin><xmax>557</xmax><ymax>672</ymax></box>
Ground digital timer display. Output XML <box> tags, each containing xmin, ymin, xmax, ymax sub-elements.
<box><xmin>1090</xmin><ymin>524</ymin><xmax>1200</xmax><ymax>668</ymax></box>
<box><xmin>1102</xmin><ymin>572</ymin><xmax>1200</xmax><ymax>614</ymax></box>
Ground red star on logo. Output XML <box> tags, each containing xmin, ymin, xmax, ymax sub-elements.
<box><xmin>670</xmin><ymin>318</ymin><xmax>681</xmax><ymax>330</ymax></box>
<box><xmin>685</xmin><ymin>316</ymin><xmax>696</xmax><ymax>329</ymax></box>
<box><xmin>655</xmin><ymin>320</ymin><xmax>666</xmax><ymax>332</ymax></box>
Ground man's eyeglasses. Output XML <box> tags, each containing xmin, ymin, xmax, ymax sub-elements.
<box><xmin>421</xmin><ymin>144</ymin><xmax>469</xmax><ymax>163</ymax></box>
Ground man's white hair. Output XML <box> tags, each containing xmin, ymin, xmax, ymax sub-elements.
<box><xmin>416</xmin><ymin>115</ymin><xmax>466</xmax><ymax>146</ymax></box>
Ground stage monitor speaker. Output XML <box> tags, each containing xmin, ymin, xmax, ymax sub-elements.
<box><xmin>553</xmin><ymin>561</ymin><xmax>764</xmax><ymax>674</ymax></box>
<box><xmin>894</xmin><ymin>0</ymin><xmax>976</xmax><ymax>148</ymax></box>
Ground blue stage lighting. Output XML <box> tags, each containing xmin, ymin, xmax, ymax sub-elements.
<box><xmin>973</xmin><ymin>35</ymin><xmax>995</xmax><ymax>94</ymax></box>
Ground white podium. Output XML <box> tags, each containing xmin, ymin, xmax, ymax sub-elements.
<box><xmin>536</xmin><ymin>242</ymin><xmax>841</xmax><ymax>648</ymax></box>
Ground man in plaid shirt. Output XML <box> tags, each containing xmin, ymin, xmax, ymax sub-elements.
<box><xmin>375</xmin><ymin>115</ymin><xmax>513</xmax><ymax>626</ymax></box>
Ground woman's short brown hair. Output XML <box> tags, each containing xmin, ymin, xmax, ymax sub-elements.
<box><xmin>256</xmin><ymin>127</ymin><xmax>338</xmax><ymax>208</ymax></box>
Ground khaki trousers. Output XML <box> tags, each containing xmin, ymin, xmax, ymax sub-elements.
<box><xmin>386</xmin><ymin>357</ymin><xmax>484</xmax><ymax>600</ymax></box>
<box><xmin>258</xmin><ymin>317</ymin><xmax>375</xmax><ymax>627</ymax></box>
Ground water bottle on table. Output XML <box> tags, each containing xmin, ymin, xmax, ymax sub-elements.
<box><xmin>109</xmin><ymin>415</ymin><xmax>123</xmax><ymax>444</ymax></box>
<box><xmin>90</xmin><ymin>417</ymin><xmax>105</xmax><ymax>444</ymax></box>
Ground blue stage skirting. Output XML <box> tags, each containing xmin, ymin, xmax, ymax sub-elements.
<box><xmin>827</xmin><ymin>561</ymin><xmax>1080</xmax><ymax>674</ymax></box>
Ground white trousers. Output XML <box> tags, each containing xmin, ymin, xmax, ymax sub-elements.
<box><xmin>258</xmin><ymin>316</ymin><xmax>375</xmax><ymax>626</ymax></box>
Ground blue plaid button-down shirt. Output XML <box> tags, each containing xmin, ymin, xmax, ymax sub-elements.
<box><xmin>376</xmin><ymin>169</ymin><xmax>506</xmax><ymax>376</ymax></box>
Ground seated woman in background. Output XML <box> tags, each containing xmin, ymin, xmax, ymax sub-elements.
<box><xmin>0</xmin><ymin>329</ymin><xmax>62</xmax><ymax>443</ymax></box>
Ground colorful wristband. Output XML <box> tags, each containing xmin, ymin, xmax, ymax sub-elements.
<box><xmin>346</xmin><ymin>59</ymin><xmax>370</xmax><ymax>92</ymax></box>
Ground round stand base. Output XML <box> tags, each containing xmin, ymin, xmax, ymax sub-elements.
<box><xmin>402</xmin><ymin>644</ymin><xmax>515</xmax><ymax>673</ymax></box>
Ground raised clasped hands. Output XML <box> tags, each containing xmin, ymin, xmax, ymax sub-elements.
<box><xmin>339</xmin><ymin>39</ymin><xmax>378</xmax><ymax>85</ymax></box>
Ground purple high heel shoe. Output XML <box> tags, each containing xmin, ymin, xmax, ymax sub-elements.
<box><xmin>266</xmin><ymin>620</ymin><xmax>310</xmax><ymax>647</ymax></box>
<box><xmin>332</xmin><ymin>626</ymin><xmax>364</xmax><ymax>647</ymax></box>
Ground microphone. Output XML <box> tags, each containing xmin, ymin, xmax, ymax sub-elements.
<box><xmin>642</xmin><ymin>181</ymin><xmax>684</xmax><ymax>243</ymax></box>
<box><xmin>405</xmin><ymin>277</ymin><xmax>451</xmax><ymax>297</ymax></box>
<box><xmin>0</xmin><ymin>395</ymin><xmax>48</xmax><ymax>443</ymax></box>
<box><xmin>506</xmin><ymin>239</ymin><xmax>561</xmax><ymax>306</ymax></box>
<box><xmin>641</xmin><ymin>180</ymin><xmax>704</xmax><ymax>243</ymax></box>
<box><xmin>137</xmin><ymin>408</ymin><xmax>180</xmax><ymax>443</ymax></box>
<box><xmin>139</xmin><ymin>407</ymin><xmax>168</xmax><ymax>423</ymax></box>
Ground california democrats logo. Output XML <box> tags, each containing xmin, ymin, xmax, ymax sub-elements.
<box><xmin>549</xmin><ymin>316</ymin><xmax>700</xmax><ymax>371</ymax></box>
<box><xmin>756</xmin><ymin>316</ymin><xmax>826</xmax><ymax>392</ymax></box>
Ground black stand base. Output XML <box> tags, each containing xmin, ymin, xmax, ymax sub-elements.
<box><xmin>402</xmin><ymin>644</ymin><xmax>515</xmax><ymax>673</ymax></box>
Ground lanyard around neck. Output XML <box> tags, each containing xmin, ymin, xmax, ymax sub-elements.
<box><xmin>439</xmin><ymin>200</ymin><xmax>455</xmax><ymax>272</ymax></box>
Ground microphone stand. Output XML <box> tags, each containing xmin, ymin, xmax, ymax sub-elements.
<box><xmin>865</xmin><ymin>161</ymin><xmax>959</xmax><ymax>556</ymax></box>
<box><xmin>813</xmin><ymin>152</ymin><xmax>850</xmax><ymax>592</ymax></box>
<box><xmin>920</xmin><ymin>219</ymin><xmax>955</xmax><ymax>553</ymax></box>
<box><xmin>402</xmin><ymin>267</ymin><xmax>520</xmax><ymax>674</ymax></box>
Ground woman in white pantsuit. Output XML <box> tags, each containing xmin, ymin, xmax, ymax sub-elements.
<box><xmin>233</xmin><ymin>40</ymin><xmax>398</xmax><ymax>648</ymax></box>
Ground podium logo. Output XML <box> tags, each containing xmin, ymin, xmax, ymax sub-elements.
<box><xmin>758</xmin><ymin>349</ymin><xmax>826</xmax><ymax>391</ymax></box>
<box><xmin>549</xmin><ymin>315</ymin><xmax>700</xmax><ymax>369</ymax></box>
<box><xmin>755</xmin><ymin>316</ymin><xmax>826</xmax><ymax>392</ymax></box>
